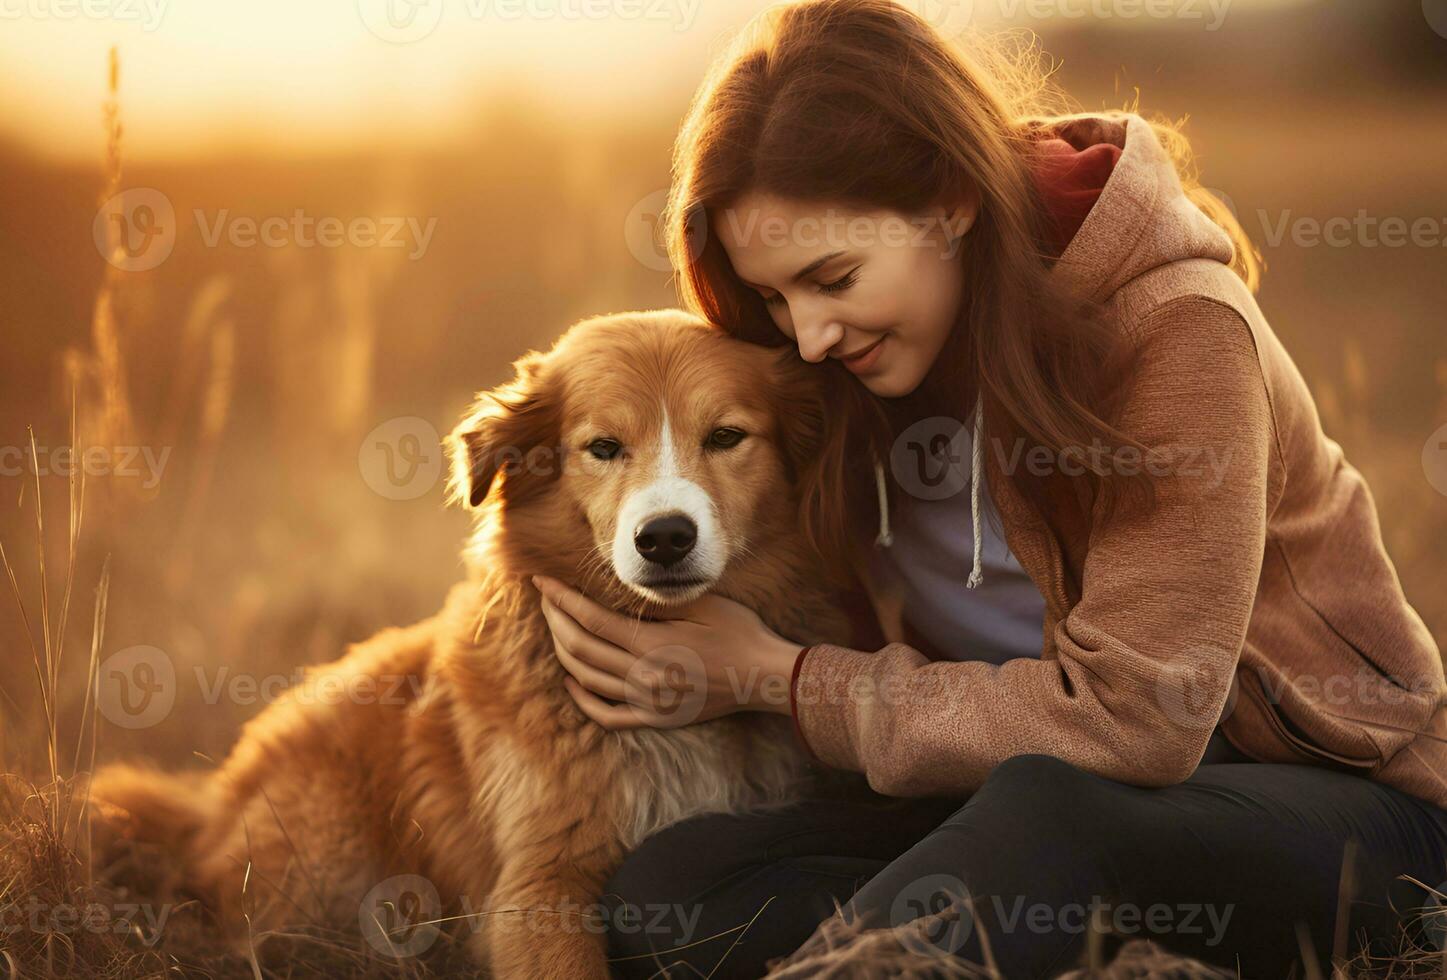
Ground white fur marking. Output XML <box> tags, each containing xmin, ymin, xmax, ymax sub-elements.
<box><xmin>610</xmin><ymin>406</ymin><xmax>726</xmax><ymax>603</ymax></box>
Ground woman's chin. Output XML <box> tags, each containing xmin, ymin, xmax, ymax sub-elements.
<box><xmin>860</xmin><ymin>367</ymin><xmax>922</xmax><ymax>399</ymax></box>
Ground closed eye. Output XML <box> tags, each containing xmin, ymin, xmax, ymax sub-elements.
<box><xmin>761</xmin><ymin>268</ymin><xmax>860</xmax><ymax>307</ymax></box>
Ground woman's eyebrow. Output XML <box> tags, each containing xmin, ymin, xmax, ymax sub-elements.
<box><xmin>741</xmin><ymin>250</ymin><xmax>847</xmax><ymax>290</ymax></box>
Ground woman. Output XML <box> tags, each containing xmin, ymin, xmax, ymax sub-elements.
<box><xmin>531</xmin><ymin>0</ymin><xmax>1447</xmax><ymax>975</ymax></box>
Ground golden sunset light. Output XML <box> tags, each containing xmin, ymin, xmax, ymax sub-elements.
<box><xmin>2</xmin><ymin>0</ymin><xmax>1445</xmax><ymax>977</ymax></box>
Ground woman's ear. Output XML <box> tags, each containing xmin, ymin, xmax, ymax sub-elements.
<box><xmin>446</xmin><ymin>350</ymin><xmax>560</xmax><ymax>509</ymax></box>
<box><xmin>938</xmin><ymin>182</ymin><xmax>981</xmax><ymax>255</ymax></box>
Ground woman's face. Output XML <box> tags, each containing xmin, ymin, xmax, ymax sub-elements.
<box><xmin>715</xmin><ymin>190</ymin><xmax>977</xmax><ymax>398</ymax></box>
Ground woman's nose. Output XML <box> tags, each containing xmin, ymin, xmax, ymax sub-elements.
<box><xmin>793</xmin><ymin>313</ymin><xmax>844</xmax><ymax>364</ymax></box>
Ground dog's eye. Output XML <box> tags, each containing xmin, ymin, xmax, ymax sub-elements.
<box><xmin>706</xmin><ymin>428</ymin><xmax>746</xmax><ymax>450</ymax></box>
<box><xmin>588</xmin><ymin>438</ymin><xmax>622</xmax><ymax>460</ymax></box>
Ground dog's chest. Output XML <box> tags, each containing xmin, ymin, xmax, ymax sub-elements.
<box><xmin>610</xmin><ymin>717</ymin><xmax>808</xmax><ymax>851</ymax></box>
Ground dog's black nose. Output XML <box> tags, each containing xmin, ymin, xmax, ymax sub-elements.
<box><xmin>634</xmin><ymin>514</ymin><xmax>697</xmax><ymax>567</ymax></box>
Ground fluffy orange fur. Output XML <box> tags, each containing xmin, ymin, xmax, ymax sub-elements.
<box><xmin>90</xmin><ymin>309</ymin><xmax>862</xmax><ymax>977</ymax></box>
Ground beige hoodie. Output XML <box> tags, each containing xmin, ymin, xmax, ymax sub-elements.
<box><xmin>788</xmin><ymin>111</ymin><xmax>1447</xmax><ymax>811</ymax></box>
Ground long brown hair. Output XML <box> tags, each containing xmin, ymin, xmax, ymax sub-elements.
<box><xmin>664</xmin><ymin>0</ymin><xmax>1262</xmax><ymax>586</ymax></box>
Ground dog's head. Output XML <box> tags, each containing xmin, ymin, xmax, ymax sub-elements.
<box><xmin>446</xmin><ymin>309</ymin><xmax>826</xmax><ymax>607</ymax></box>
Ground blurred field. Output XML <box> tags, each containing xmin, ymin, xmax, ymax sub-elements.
<box><xmin>0</xmin><ymin>0</ymin><xmax>1445</xmax><ymax>974</ymax></box>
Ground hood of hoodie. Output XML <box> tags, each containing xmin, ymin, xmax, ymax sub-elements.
<box><xmin>868</xmin><ymin>111</ymin><xmax>1238</xmax><ymax>598</ymax></box>
<box><xmin>1037</xmin><ymin>111</ymin><xmax>1237</xmax><ymax>305</ymax></box>
<box><xmin>1027</xmin><ymin>128</ymin><xmax>1121</xmax><ymax>260</ymax></box>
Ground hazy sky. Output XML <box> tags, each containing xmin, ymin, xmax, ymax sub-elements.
<box><xmin>0</xmin><ymin>0</ymin><xmax>1319</xmax><ymax>161</ymax></box>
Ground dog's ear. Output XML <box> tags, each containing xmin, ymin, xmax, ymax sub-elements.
<box><xmin>768</xmin><ymin>348</ymin><xmax>829</xmax><ymax>487</ymax></box>
<box><xmin>446</xmin><ymin>350</ymin><xmax>560</xmax><ymax>509</ymax></box>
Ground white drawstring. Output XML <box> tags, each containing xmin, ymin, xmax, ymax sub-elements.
<box><xmin>873</xmin><ymin>389</ymin><xmax>986</xmax><ymax>589</ymax></box>
<box><xmin>965</xmin><ymin>389</ymin><xmax>985</xmax><ymax>589</ymax></box>
<box><xmin>873</xmin><ymin>458</ymin><xmax>893</xmax><ymax>547</ymax></box>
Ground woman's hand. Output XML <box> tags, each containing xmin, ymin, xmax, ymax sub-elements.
<box><xmin>533</xmin><ymin>574</ymin><xmax>804</xmax><ymax>730</ymax></box>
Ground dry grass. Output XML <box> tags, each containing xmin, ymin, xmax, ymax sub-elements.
<box><xmin>0</xmin><ymin>422</ymin><xmax>474</xmax><ymax>977</ymax></box>
<box><xmin>758</xmin><ymin>884</ymin><xmax>1447</xmax><ymax>980</ymax></box>
<box><xmin>762</xmin><ymin>902</ymin><xmax>1246</xmax><ymax>979</ymax></box>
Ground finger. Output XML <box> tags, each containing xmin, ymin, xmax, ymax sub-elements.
<box><xmin>535</xmin><ymin>576</ymin><xmax>653</xmax><ymax>652</ymax></box>
<box><xmin>551</xmin><ymin>633</ymin><xmax>630</xmax><ymax>702</ymax></box>
<box><xmin>563</xmin><ymin>676</ymin><xmax>651</xmax><ymax>730</ymax></box>
<box><xmin>541</xmin><ymin>596</ymin><xmax>635</xmax><ymax>677</ymax></box>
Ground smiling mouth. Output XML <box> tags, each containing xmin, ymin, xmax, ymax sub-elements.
<box><xmin>837</xmin><ymin>336</ymin><xmax>885</xmax><ymax>361</ymax></box>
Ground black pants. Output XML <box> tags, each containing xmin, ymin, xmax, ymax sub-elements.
<box><xmin>601</xmin><ymin>733</ymin><xmax>1447</xmax><ymax>979</ymax></box>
